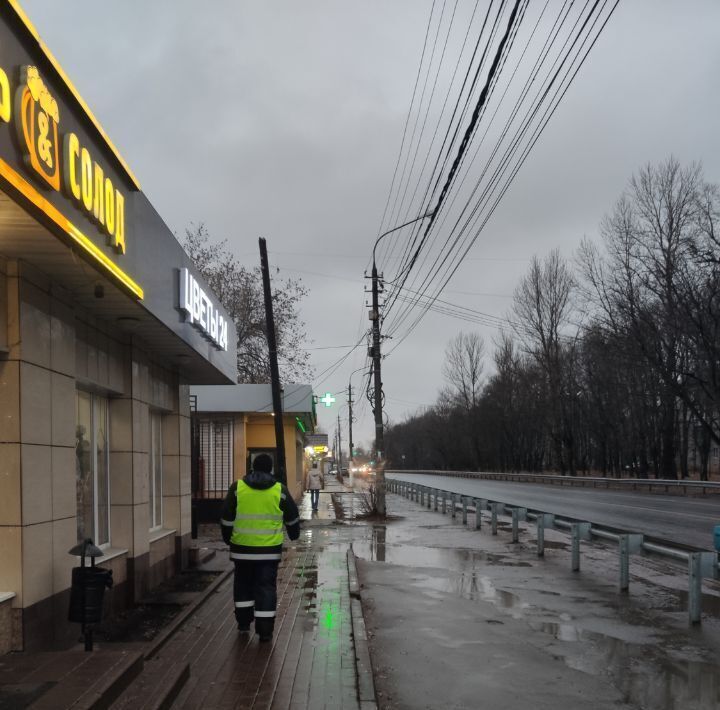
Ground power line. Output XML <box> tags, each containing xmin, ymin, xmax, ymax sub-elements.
<box><xmin>386</xmin><ymin>0</ymin><xmax>553</xmax><ymax>316</ymax></box>
<box><xmin>384</xmin><ymin>0</ymin><xmax>527</xmax><ymax>318</ymax></box>
<box><xmin>381</xmin><ymin>0</ymin><xmax>447</xmax><ymax>266</ymax></box>
<box><xmin>383</xmin><ymin>0</ymin><xmax>619</xmax><ymax>352</ymax></box>
<box><xmin>375</xmin><ymin>0</ymin><xmax>438</xmax><ymax>244</ymax></box>
<box><xmin>383</xmin><ymin>0</ymin><xmax>462</xmax><ymax>269</ymax></box>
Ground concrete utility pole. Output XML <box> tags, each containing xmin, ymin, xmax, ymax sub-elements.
<box><xmin>337</xmin><ymin>413</ymin><xmax>342</xmax><ymax>476</ymax></box>
<box><xmin>348</xmin><ymin>384</ymin><xmax>354</xmax><ymax>489</ymax></box>
<box><xmin>347</xmin><ymin>384</ymin><xmax>354</xmax><ymax>468</ymax></box>
<box><xmin>369</xmin><ymin>258</ymin><xmax>386</xmax><ymax>515</ymax></box>
<box><xmin>369</xmin><ymin>212</ymin><xmax>433</xmax><ymax>517</ymax></box>
<box><xmin>259</xmin><ymin>237</ymin><xmax>286</xmax><ymax>484</ymax></box>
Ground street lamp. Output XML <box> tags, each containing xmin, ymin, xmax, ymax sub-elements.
<box><xmin>369</xmin><ymin>211</ymin><xmax>434</xmax><ymax>516</ymax></box>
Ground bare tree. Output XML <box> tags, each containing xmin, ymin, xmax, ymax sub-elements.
<box><xmin>512</xmin><ymin>249</ymin><xmax>579</xmax><ymax>474</ymax></box>
<box><xmin>579</xmin><ymin>158</ymin><xmax>720</xmax><ymax>477</ymax></box>
<box><xmin>387</xmin><ymin>161</ymin><xmax>720</xmax><ymax>481</ymax></box>
<box><xmin>441</xmin><ymin>332</ymin><xmax>485</xmax><ymax>469</ymax></box>
<box><xmin>442</xmin><ymin>332</ymin><xmax>485</xmax><ymax>410</ymax></box>
<box><xmin>183</xmin><ymin>224</ymin><xmax>313</xmax><ymax>383</ymax></box>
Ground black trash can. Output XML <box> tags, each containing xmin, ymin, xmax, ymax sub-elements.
<box><xmin>68</xmin><ymin>565</ymin><xmax>113</xmax><ymax>624</ymax></box>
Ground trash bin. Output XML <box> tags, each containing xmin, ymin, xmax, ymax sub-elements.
<box><xmin>67</xmin><ymin>538</ymin><xmax>113</xmax><ymax>650</ymax></box>
<box><xmin>68</xmin><ymin>565</ymin><xmax>113</xmax><ymax>624</ymax></box>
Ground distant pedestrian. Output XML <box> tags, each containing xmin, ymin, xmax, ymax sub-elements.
<box><xmin>220</xmin><ymin>454</ymin><xmax>300</xmax><ymax>641</ymax></box>
<box><xmin>305</xmin><ymin>463</ymin><xmax>324</xmax><ymax>511</ymax></box>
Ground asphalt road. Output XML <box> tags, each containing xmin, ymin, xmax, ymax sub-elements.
<box><xmin>387</xmin><ymin>473</ymin><xmax>720</xmax><ymax>550</ymax></box>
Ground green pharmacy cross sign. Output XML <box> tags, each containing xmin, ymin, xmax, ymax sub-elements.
<box><xmin>320</xmin><ymin>392</ymin><xmax>336</xmax><ymax>408</ymax></box>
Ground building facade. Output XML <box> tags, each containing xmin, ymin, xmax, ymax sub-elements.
<box><xmin>191</xmin><ymin>384</ymin><xmax>316</xmax><ymax>504</ymax></box>
<box><xmin>0</xmin><ymin>2</ymin><xmax>237</xmax><ymax>651</ymax></box>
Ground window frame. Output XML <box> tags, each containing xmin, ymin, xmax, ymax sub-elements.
<box><xmin>149</xmin><ymin>410</ymin><xmax>163</xmax><ymax>531</ymax></box>
<box><xmin>76</xmin><ymin>389</ymin><xmax>111</xmax><ymax>548</ymax></box>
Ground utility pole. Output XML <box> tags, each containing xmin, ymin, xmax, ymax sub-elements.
<box><xmin>259</xmin><ymin>237</ymin><xmax>287</xmax><ymax>485</ymax></box>
<box><xmin>337</xmin><ymin>413</ymin><xmax>342</xmax><ymax>476</ymax></box>
<box><xmin>370</xmin><ymin>260</ymin><xmax>386</xmax><ymax>515</ymax></box>
<box><xmin>347</xmin><ymin>384</ymin><xmax>354</xmax><ymax>488</ymax></box>
<box><xmin>348</xmin><ymin>384</ymin><xmax>354</xmax><ymax>466</ymax></box>
<box><xmin>368</xmin><ymin>212</ymin><xmax>433</xmax><ymax>518</ymax></box>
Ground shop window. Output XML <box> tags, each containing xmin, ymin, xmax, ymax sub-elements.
<box><xmin>75</xmin><ymin>390</ymin><xmax>110</xmax><ymax>546</ymax></box>
<box><xmin>149</xmin><ymin>411</ymin><xmax>163</xmax><ymax>530</ymax></box>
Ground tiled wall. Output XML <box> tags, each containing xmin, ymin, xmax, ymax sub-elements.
<box><xmin>0</xmin><ymin>260</ymin><xmax>192</xmax><ymax>650</ymax></box>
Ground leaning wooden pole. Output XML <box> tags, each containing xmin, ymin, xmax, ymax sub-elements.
<box><xmin>259</xmin><ymin>237</ymin><xmax>287</xmax><ymax>485</ymax></box>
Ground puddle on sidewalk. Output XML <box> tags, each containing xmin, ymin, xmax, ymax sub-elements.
<box><xmin>418</xmin><ymin>568</ymin><xmax>720</xmax><ymax>708</ymax></box>
<box><xmin>356</xmin><ymin>522</ymin><xmax>720</xmax><ymax>709</ymax></box>
<box><xmin>353</xmin><ymin>525</ymin><xmax>530</xmax><ymax>568</ymax></box>
<box><xmin>534</xmin><ymin>618</ymin><xmax>720</xmax><ymax>709</ymax></box>
<box><xmin>420</xmin><ymin>571</ymin><xmax>531</xmax><ymax>615</ymax></box>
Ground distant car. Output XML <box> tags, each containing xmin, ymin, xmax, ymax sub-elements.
<box><xmin>341</xmin><ymin>467</ymin><xmax>349</xmax><ymax>476</ymax></box>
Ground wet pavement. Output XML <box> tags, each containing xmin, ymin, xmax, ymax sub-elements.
<box><xmin>5</xmin><ymin>478</ymin><xmax>720</xmax><ymax>708</ymax></box>
<box><xmin>387</xmin><ymin>472</ymin><xmax>720</xmax><ymax>549</ymax></box>
<box><xmin>163</xmin><ymin>480</ymin><xmax>363</xmax><ymax>709</ymax></box>
<box><xmin>352</xmin><ymin>490</ymin><xmax>720</xmax><ymax>710</ymax></box>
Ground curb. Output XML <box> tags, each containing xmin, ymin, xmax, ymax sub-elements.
<box><xmin>347</xmin><ymin>548</ymin><xmax>378</xmax><ymax>710</ymax></box>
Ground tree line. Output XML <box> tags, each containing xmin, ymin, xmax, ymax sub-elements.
<box><xmin>385</xmin><ymin>158</ymin><xmax>720</xmax><ymax>480</ymax></box>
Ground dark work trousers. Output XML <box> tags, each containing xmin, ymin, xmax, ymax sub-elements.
<box><xmin>310</xmin><ymin>489</ymin><xmax>320</xmax><ymax>509</ymax></box>
<box><xmin>233</xmin><ymin>559</ymin><xmax>280</xmax><ymax>636</ymax></box>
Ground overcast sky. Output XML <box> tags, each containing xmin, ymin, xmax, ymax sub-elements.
<box><xmin>23</xmin><ymin>0</ymin><xmax>720</xmax><ymax>449</ymax></box>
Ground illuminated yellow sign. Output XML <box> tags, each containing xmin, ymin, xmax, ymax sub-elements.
<box><xmin>0</xmin><ymin>64</ymin><xmax>139</xmax><ymax>297</ymax></box>
<box><xmin>0</xmin><ymin>68</ymin><xmax>10</xmax><ymax>123</ymax></box>
<box><xmin>16</xmin><ymin>66</ymin><xmax>60</xmax><ymax>190</ymax></box>
<box><xmin>10</xmin><ymin>66</ymin><xmax>126</xmax><ymax>253</ymax></box>
<box><xmin>63</xmin><ymin>131</ymin><xmax>125</xmax><ymax>253</ymax></box>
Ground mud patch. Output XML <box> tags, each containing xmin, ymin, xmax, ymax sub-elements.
<box><xmin>528</xmin><ymin>538</ymin><xmax>569</xmax><ymax>550</ymax></box>
<box><xmin>95</xmin><ymin>569</ymin><xmax>219</xmax><ymax>643</ymax></box>
<box><xmin>96</xmin><ymin>602</ymin><xmax>183</xmax><ymax>643</ymax></box>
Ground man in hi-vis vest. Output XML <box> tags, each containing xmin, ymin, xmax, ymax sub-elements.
<box><xmin>220</xmin><ymin>453</ymin><xmax>300</xmax><ymax>641</ymax></box>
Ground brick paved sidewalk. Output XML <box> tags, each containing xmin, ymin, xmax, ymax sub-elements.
<box><xmin>116</xmin><ymin>484</ymin><xmax>371</xmax><ymax>710</ymax></box>
<box><xmin>0</xmin><ymin>484</ymin><xmax>375</xmax><ymax>709</ymax></box>
<box><xmin>165</xmin><ymin>536</ymin><xmax>357</xmax><ymax>708</ymax></box>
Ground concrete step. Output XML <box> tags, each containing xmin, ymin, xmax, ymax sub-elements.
<box><xmin>25</xmin><ymin>649</ymin><xmax>144</xmax><ymax>709</ymax></box>
<box><xmin>109</xmin><ymin>657</ymin><xmax>189</xmax><ymax>710</ymax></box>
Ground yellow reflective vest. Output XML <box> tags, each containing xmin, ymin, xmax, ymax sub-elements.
<box><xmin>230</xmin><ymin>480</ymin><xmax>284</xmax><ymax>549</ymax></box>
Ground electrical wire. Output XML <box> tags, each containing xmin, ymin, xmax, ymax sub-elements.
<box><xmin>378</xmin><ymin>0</ymin><xmax>448</xmax><ymax>266</ymax></box>
<box><xmin>375</xmin><ymin>0</ymin><xmax>438</xmax><ymax>245</ymax></box>
<box><xmin>384</xmin><ymin>0</ymin><xmax>526</xmax><ymax>315</ymax></box>
<box><xmin>385</xmin><ymin>0</ymin><xmax>509</xmax><ymax>287</ymax></box>
<box><xmin>382</xmin><ymin>0</ymin><xmax>620</xmax><ymax>355</ymax></box>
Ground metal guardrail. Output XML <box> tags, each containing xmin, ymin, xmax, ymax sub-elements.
<box><xmin>386</xmin><ymin>469</ymin><xmax>720</xmax><ymax>496</ymax></box>
<box><xmin>387</xmin><ymin>477</ymin><xmax>720</xmax><ymax>625</ymax></box>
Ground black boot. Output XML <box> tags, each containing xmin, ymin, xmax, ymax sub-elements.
<box><xmin>256</xmin><ymin>618</ymin><xmax>274</xmax><ymax>642</ymax></box>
